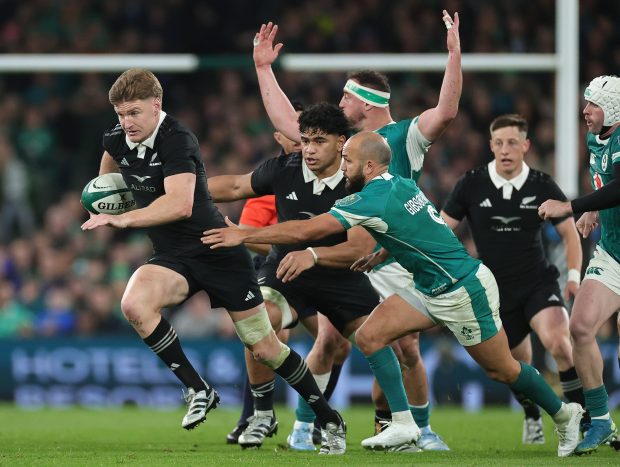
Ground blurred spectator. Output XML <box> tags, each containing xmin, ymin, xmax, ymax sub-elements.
<box><xmin>34</xmin><ymin>285</ymin><xmax>77</xmax><ymax>336</ymax></box>
<box><xmin>0</xmin><ymin>278</ymin><xmax>34</xmax><ymax>338</ymax></box>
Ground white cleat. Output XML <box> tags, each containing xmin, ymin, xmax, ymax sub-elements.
<box><xmin>523</xmin><ymin>417</ymin><xmax>545</xmax><ymax>445</ymax></box>
<box><xmin>181</xmin><ymin>386</ymin><xmax>219</xmax><ymax>430</ymax></box>
<box><xmin>361</xmin><ymin>422</ymin><xmax>421</xmax><ymax>451</ymax></box>
<box><xmin>319</xmin><ymin>415</ymin><xmax>346</xmax><ymax>455</ymax></box>
<box><xmin>555</xmin><ymin>402</ymin><xmax>585</xmax><ymax>457</ymax></box>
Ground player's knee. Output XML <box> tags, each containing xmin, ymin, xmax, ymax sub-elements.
<box><xmin>253</xmin><ymin>340</ymin><xmax>291</xmax><ymax>369</ymax></box>
<box><xmin>484</xmin><ymin>360</ymin><xmax>520</xmax><ymax>385</ymax></box>
<box><xmin>355</xmin><ymin>325</ymin><xmax>384</xmax><ymax>356</ymax></box>
<box><xmin>569</xmin><ymin>317</ymin><xmax>595</xmax><ymax>344</ymax></box>
<box><xmin>264</xmin><ymin>300</ymin><xmax>283</xmax><ymax>332</ymax></box>
<box><xmin>120</xmin><ymin>294</ymin><xmax>147</xmax><ymax>323</ymax></box>
<box><xmin>397</xmin><ymin>335</ymin><xmax>422</xmax><ymax>367</ymax></box>
<box><xmin>316</xmin><ymin>327</ymin><xmax>349</xmax><ymax>354</ymax></box>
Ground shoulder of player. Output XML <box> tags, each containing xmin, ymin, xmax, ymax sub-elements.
<box><xmin>458</xmin><ymin>165</ymin><xmax>489</xmax><ymax>184</ymax></box>
<box><xmin>102</xmin><ymin>123</ymin><xmax>126</xmax><ymax>156</ymax></box>
<box><xmin>156</xmin><ymin>115</ymin><xmax>198</xmax><ymax>145</ymax></box>
<box><xmin>526</xmin><ymin>167</ymin><xmax>555</xmax><ymax>185</ymax></box>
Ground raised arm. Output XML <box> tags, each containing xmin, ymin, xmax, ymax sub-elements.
<box><xmin>253</xmin><ymin>22</ymin><xmax>301</xmax><ymax>142</ymax></box>
<box><xmin>416</xmin><ymin>10</ymin><xmax>462</xmax><ymax>143</ymax></box>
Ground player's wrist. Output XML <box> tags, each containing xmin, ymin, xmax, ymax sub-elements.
<box><xmin>306</xmin><ymin>247</ymin><xmax>318</xmax><ymax>265</ymax></box>
<box><xmin>567</xmin><ymin>268</ymin><xmax>581</xmax><ymax>285</ymax></box>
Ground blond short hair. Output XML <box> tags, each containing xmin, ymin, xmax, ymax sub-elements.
<box><xmin>108</xmin><ymin>68</ymin><xmax>163</xmax><ymax>105</ymax></box>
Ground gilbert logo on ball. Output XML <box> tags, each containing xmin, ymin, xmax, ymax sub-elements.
<box><xmin>81</xmin><ymin>173</ymin><xmax>136</xmax><ymax>215</ymax></box>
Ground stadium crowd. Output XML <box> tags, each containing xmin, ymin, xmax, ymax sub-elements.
<box><xmin>0</xmin><ymin>0</ymin><xmax>617</xmax><ymax>339</ymax></box>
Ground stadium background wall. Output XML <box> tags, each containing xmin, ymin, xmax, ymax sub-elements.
<box><xmin>1</xmin><ymin>337</ymin><xmax>619</xmax><ymax>411</ymax></box>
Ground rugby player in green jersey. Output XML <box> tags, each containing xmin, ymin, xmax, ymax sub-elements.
<box><xmin>252</xmin><ymin>10</ymin><xmax>460</xmax><ymax>451</ymax></box>
<box><xmin>539</xmin><ymin>75</ymin><xmax>620</xmax><ymax>454</ymax></box>
<box><xmin>203</xmin><ymin>131</ymin><xmax>584</xmax><ymax>457</ymax></box>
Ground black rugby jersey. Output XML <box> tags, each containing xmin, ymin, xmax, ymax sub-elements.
<box><xmin>251</xmin><ymin>152</ymin><xmax>351</xmax><ymax>264</ymax></box>
<box><xmin>102</xmin><ymin>114</ymin><xmax>225</xmax><ymax>255</ymax></box>
<box><xmin>443</xmin><ymin>163</ymin><xmax>568</xmax><ymax>285</ymax></box>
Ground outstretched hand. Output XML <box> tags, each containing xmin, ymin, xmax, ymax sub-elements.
<box><xmin>442</xmin><ymin>10</ymin><xmax>460</xmax><ymax>54</ymax></box>
<box><xmin>202</xmin><ymin>216</ymin><xmax>246</xmax><ymax>249</ymax></box>
<box><xmin>253</xmin><ymin>22</ymin><xmax>283</xmax><ymax>68</ymax></box>
<box><xmin>81</xmin><ymin>213</ymin><xmax>128</xmax><ymax>230</ymax></box>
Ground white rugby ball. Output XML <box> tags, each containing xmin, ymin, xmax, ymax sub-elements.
<box><xmin>81</xmin><ymin>173</ymin><xmax>136</xmax><ymax>215</ymax></box>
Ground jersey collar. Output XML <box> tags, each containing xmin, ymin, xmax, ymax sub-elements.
<box><xmin>488</xmin><ymin>160</ymin><xmax>529</xmax><ymax>199</ymax></box>
<box><xmin>302</xmin><ymin>160</ymin><xmax>344</xmax><ymax>195</ymax></box>
<box><xmin>125</xmin><ymin>111</ymin><xmax>167</xmax><ymax>159</ymax></box>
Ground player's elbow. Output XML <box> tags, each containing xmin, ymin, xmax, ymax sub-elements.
<box><xmin>174</xmin><ymin>201</ymin><xmax>193</xmax><ymax>219</ymax></box>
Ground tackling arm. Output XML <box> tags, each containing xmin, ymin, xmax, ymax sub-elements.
<box><xmin>202</xmin><ymin>213</ymin><xmax>344</xmax><ymax>248</ymax></box>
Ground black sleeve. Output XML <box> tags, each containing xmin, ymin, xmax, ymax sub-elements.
<box><xmin>571</xmin><ymin>164</ymin><xmax>620</xmax><ymax>213</ymax></box>
<box><xmin>544</xmin><ymin>177</ymin><xmax>570</xmax><ymax>225</ymax></box>
<box><xmin>160</xmin><ymin>131</ymin><xmax>199</xmax><ymax>177</ymax></box>
<box><xmin>250</xmin><ymin>157</ymin><xmax>279</xmax><ymax>196</ymax></box>
<box><xmin>442</xmin><ymin>174</ymin><xmax>469</xmax><ymax>221</ymax></box>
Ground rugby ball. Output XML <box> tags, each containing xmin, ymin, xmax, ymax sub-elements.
<box><xmin>81</xmin><ymin>173</ymin><xmax>136</xmax><ymax>215</ymax></box>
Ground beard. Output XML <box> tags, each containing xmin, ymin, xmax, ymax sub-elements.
<box><xmin>345</xmin><ymin>173</ymin><xmax>365</xmax><ymax>193</ymax></box>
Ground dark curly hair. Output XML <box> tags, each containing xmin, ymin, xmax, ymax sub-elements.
<box><xmin>298</xmin><ymin>102</ymin><xmax>350</xmax><ymax>137</ymax></box>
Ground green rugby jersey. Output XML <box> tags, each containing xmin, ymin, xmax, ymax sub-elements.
<box><xmin>330</xmin><ymin>173</ymin><xmax>480</xmax><ymax>296</ymax></box>
<box><xmin>373</xmin><ymin>117</ymin><xmax>432</xmax><ymax>269</ymax></box>
<box><xmin>587</xmin><ymin>126</ymin><xmax>620</xmax><ymax>262</ymax></box>
<box><xmin>375</xmin><ymin>117</ymin><xmax>431</xmax><ymax>182</ymax></box>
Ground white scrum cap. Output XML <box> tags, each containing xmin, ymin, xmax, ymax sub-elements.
<box><xmin>584</xmin><ymin>75</ymin><xmax>620</xmax><ymax>126</ymax></box>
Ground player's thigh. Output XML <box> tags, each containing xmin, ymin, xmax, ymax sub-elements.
<box><xmin>465</xmin><ymin>327</ymin><xmax>521</xmax><ymax>382</ymax></box>
<box><xmin>366</xmin><ymin>261</ymin><xmax>413</xmax><ymax>301</ymax></box>
<box><xmin>571</xmin><ymin>279</ymin><xmax>620</xmax><ymax>335</ymax></box>
<box><xmin>122</xmin><ymin>263</ymin><xmax>189</xmax><ymax>311</ymax></box>
<box><xmin>314</xmin><ymin>312</ymin><xmax>352</xmax><ymax>355</ymax></box>
<box><xmin>425</xmin><ymin>264</ymin><xmax>502</xmax><ymax>347</ymax></box>
<box><xmin>573</xmin><ymin>246</ymin><xmax>620</xmax><ymax>331</ymax></box>
<box><xmin>355</xmin><ymin>293</ymin><xmax>435</xmax><ymax>353</ymax></box>
<box><xmin>529</xmin><ymin>305</ymin><xmax>569</xmax><ymax>345</ymax></box>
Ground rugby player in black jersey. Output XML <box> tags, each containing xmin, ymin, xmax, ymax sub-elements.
<box><xmin>207</xmin><ymin>102</ymin><xmax>382</xmax><ymax>450</ymax></box>
<box><xmin>80</xmin><ymin>69</ymin><xmax>346</xmax><ymax>455</ymax></box>
<box><xmin>441</xmin><ymin>114</ymin><xmax>587</xmax><ymax>444</ymax></box>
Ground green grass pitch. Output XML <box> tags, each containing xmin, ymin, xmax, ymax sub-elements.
<box><xmin>1</xmin><ymin>405</ymin><xmax>618</xmax><ymax>466</ymax></box>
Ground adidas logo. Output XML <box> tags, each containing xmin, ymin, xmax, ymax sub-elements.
<box><xmin>286</xmin><ymin>191</ymin><xmax>298</xmax><ymax>201</ymax></box>
<box><xmin>121</xmin><ymin>157</ymin><xmax>130</xmax><ymax>166</ymax></box>
<box><xmin>548</xmin><ymin>294</ymin><xmax>560</xmax><ymax>302</ymax></box>
<box><xmin>170</xmin><ymin>363</ymin><xmax>180</xmax><ymax>371</ymax></box>
<box><xmin>307</xmin><ymin>394</ymin><xmax>320</xmax><ymax>404</ymax></box>
<box><xmin>479</xmin><ymin>198</ymin><xmax>492</xmax><ymax>207</ymax></box>
<box><xmin>245</xmin><ymin>291</ymin><xmax>255</xmax><ymax>301</ymax></box>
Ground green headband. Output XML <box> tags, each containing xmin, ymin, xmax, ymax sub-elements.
<box><xmin>344</xmin><ymin>79</ymin><xmax>390</xmax><ymax>107</ymax></box>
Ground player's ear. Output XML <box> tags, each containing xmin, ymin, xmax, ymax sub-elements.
<box><xmin>337</xmin><ymin>135</ymin><xmax>346</xmax><ymax>152</ymax></box>
<box><xmin>153</xmin><ymin>97</ymin><xmax>162</xmax><ymax>113</ymax></box>
<box><xmin>523</xmin><ymin>138</ymin><xmax>531</xmax><ymax>152</ymax></box>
